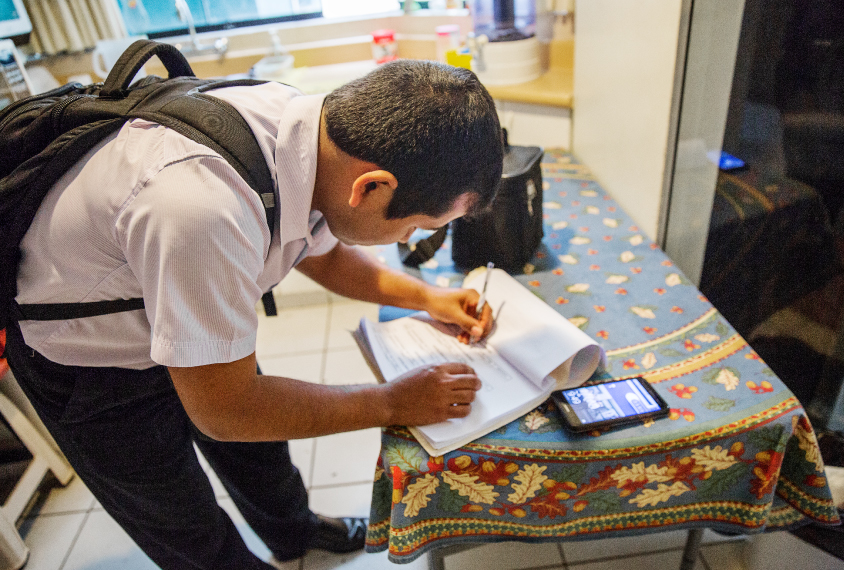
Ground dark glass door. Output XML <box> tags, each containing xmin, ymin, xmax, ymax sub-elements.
<box><xmin>697</xmin><ymin>0</ymin><xmax>844</xmax><ymax>454</ymax></box>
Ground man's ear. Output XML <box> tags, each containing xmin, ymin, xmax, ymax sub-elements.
<box><xmin>348</xmin><ymin>170</ymin><xmax>398</xmax><ymax>208</ymax></box>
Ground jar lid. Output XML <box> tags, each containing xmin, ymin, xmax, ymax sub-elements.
<box><xmin>372</xmin><ymin>29</ymin><xmax>395</xmax><ymax>41</ymax></box>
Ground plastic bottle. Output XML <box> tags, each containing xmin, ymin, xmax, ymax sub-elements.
<box><xmin>371</xmin><ymin>29</ymin><xmax>398</xmax><ymax>64</ymax></box>
<box><xmin>435</xmin><ymin>24</ymin><xmax>461</xmax><ymax>63</ymax></box>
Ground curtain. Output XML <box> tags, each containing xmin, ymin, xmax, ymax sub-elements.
<box><xmin>22</xmin><ymin>0</ymin><xmax>127</xmax><ymax>54</ymax></box>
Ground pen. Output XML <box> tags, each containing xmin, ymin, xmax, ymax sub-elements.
<box><xmin>475</xmin><ymin>262</ymin><xmax>494</xmax><ymax>319</ymax></box>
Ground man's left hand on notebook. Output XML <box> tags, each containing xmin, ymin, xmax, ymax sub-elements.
<box><xmin>423</xmin><ymin>287</ymin><xmax>494</xmax><ymax>344</ymax></box>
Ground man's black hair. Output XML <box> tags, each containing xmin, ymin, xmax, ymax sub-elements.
<box><xmin>323</xmin><ymin>59</ymin><xmax>503</xmax><ymax>220</ymax></box>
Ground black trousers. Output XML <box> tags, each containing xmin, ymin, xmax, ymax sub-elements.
<box><xmin>5</xmin><ymin>323</ymin><xmax>316</xmax><ymax>569</ymax></box>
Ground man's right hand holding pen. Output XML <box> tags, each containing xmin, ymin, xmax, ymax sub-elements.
<box><xmin>419</xmin><ymin>262</ymin><xmax>494</xmax><ymax>345</ymax></box>
<box><xmin>422</xmin><ymin>284</ymin><xmax>494</xmax><ymax>345</ymax></box>
<box><xmin>452</xmin><ymin>262</ymin><xmax>494</xmax><ymax>345</ymax></box>
<box><xmin>468</xmin><ymin>262</ymin><xmax>494</xmax><ymax>344</ymax></box>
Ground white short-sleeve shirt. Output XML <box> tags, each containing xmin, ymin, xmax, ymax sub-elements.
<box><xmin>16</xmin><ymin>83</ymin><xmax>337</xmax><ymax>369</ymax></box>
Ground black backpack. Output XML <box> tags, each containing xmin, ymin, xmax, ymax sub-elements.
<box><xmin>0</xmin><ymin>40</ymin><xmax>279</xmax><ymax>336</ymax></box>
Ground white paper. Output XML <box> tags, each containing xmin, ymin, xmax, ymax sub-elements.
<box><xmin>464</xmin><ymin>269</ymin><xmax>605</xmax><ymax>387</ymax></box>
<box><xmin>356</xmin><ymin>268</ymin><xmax>606</xmax><ymax>453</ymax></box>
<box><xmin>361</xmin><ymin>316</ymin><xmax>548</xmax><ymax>447</ymax></box>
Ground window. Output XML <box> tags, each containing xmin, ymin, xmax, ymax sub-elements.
<box><xmin>320</xmin><ymin>0</ymin><xmax>398</xmax><ymax>18</ymax></box>
<box><xmin>116</xmin><ymin>0</ymin><xmax>323</xmax><ymax>38</ymax></box>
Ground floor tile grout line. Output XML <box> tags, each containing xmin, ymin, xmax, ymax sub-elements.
<box><xmin>21</xmin><ymin>507</ymin><xmax>91</xmax><ymax>521</ymax></box>
<box><xmin>519</xmin><ymin>561</ymin><xmax>570</xmax><ymax>570</ymax></box>
<box><xmin>557</xmin><ymin>541</ymin><xmax>568</xmax><ymax>569</ymax></box>
<box><xmin>320</xmin><ymin>295</ymin><xmax>333</xmax><ymax>385</ymax></box>
<box><xmin>305</xmin><ymin>295</ymin><xmax>334</xmax><ymax>491</ymax></box>
<box><xmin>56</xmin><ymin>508</ymin><xmax>91</xmax><ymax>570</ymax></box>
<box><xmin>698</xmin><ymin>549</ymin><xmax>713</xmax><ymax>570</ymax></box>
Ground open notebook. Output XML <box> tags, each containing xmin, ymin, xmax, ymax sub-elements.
<box><xmin>355</xmin><ymin>268</ymin><xmax>607</xmax><ymax>456</ymax></box>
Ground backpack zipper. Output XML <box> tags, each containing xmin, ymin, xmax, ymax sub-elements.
<box><xmin>0</xmin><ymin>100</ymin><xmax>43</xmax><ymax>132</ymax></box>
<box><xmin>0</xmin><ymin>83</ymin><xmax>82</xmax><ymax>132</ymax></box>
<box><xmin>50</xmin><ymin>94</ymin><xmax>87</xmax><ymax>134</ymax></box>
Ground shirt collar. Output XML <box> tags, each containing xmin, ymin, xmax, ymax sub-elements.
<box><xmin>274</xmin><ymin>93</ymin><xmax>326</xmax><ymax>247</ymax></box>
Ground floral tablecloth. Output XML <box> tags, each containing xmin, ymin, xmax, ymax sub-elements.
<box><xmin>364</xmin><ymin>150</ymin><xmax>841</xmax><ymax>564</ymax></box>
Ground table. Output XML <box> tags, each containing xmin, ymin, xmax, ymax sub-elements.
<box><xmin>362</xmin><ymin>150</ymin><xmax>841</xmax><ymax>567</ymax></box>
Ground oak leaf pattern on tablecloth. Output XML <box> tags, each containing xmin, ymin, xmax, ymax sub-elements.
<box><xmin>402</xmin><ymin>473</ymin><xmax>439</xmax><ymax>517</ymax></box>
<box><xmin>695</xmin><ymin>333</ymin><xmax>721</xmax><ymax>343</ymax></box>
<box><xmin>611</xmin><ymin>462</ymin><xmax>674</xmax><ymax>487</ymax></box>
<box><xmin>703</xmin><ymin>367</ymin><xmax>741</xmax><ymax>391</ymax></box>
<box><xmin>715</xmin><ymin>369</ymin><xmax>740</xmax><ymax>391</ymax></box>
<box><xmin>690</xmin><ymin>446</ymin><xmax>740</xmax><ymax>471</ymax></box>
<box><xmin>629</xmin><ymin>482</ymin><xmax>691</xmax><ymax>507</ymax></box>
<box><xmin>665</xmin><ymin>273</ymin><xmax>685</xmax><ymax>286</ymax></box>
<box><xmin>385</xmin><ymin>443</ymin><xmax>426</xmax><ymax>474</ymax></box>
<box><xmin>523</xmin><ymin>410</ymin><xmax>549</xmax><ymax>432</ymax></box>
<box><xmin>630</xmin><ymin>306</ymin><xmax>657</xmax><ymax>319</ymax></box>
<box><xmin>441</xmin><ymin>471</ymin><xmax>499</xmax><ymax>504</ymax></box>
<box><xmin>793</xmin><ymin>416</ymin><xmax>825</xmax><ymax>472</ymax></box>
<box><xmin>508</xmin><ymin>464</ymin><xmax>548</xmax><ymax>503</ymax></box>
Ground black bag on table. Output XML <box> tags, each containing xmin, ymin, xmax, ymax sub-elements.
<box><xmin>400</xmin><ymin>131</ymin><xmax>544</xmax><ymax>273</ymax></box>
<box><xmin>0</xmin><ymin>39</ymin><xmax>279</xmax><ymax>336</ymax></box>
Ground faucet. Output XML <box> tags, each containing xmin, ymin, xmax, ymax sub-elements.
<box><xmin>173</xmin><ymin>0</ymin><xmax>228</xmax><ymax>60</ymax></box>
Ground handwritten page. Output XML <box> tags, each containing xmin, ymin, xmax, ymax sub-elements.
<box><xmin>361</xmin><ymin>316</ymin><xmax>549</xmax><ymax>447</ymax></box>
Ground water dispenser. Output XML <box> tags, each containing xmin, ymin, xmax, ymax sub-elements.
<box><xmin>467</xmin><ymin>0</ymin><xmax>542</xmax><ymax>85</ymax></box>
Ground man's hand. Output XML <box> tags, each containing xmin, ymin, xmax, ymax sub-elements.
<box><xmin>169</xmin><ymin>355</ymin><xmax>481</xmax><ymax>441</ymax></box>
<box><xmin>424</xmin><ymin>287</ymin><xmax>494</xmax><ymax>344</ymax></box>
<box><xmin>296</xmin><ymin>243</ymin><xmax>493</xmax><ymax>342</ymax></box>
<box><xmin>383</xmin><ymin>363</ymin><xmax>482</xmax><ymax>426</ymax></box>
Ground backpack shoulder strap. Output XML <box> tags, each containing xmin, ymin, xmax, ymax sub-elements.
<box><xmin>97</xmin><ymin>40</ymin><xmax>276</xmax><ymax>235</ymax></box>
<box><xmin>132</xmin><ymin>79</ymin><xmax>276</xmax><ymax>235</ymax></box>
<box><xmin>11</xmin><ymin>298</ymin><xmax>146</xmax><ymax>321</ymax></box>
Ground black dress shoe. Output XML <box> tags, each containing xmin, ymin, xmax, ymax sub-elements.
<box><xmin>307</xmin><ymin>515</ymin><xmax>368</xmax><ymax>555</ymax></box>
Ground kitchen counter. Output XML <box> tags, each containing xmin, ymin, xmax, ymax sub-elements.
<box><xmin>482</xmin><ymin>39</ymin><xmax>573</xmax><ymax>109</ymax></box>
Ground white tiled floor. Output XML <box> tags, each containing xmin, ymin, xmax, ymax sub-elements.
<box><xmin>12</xmin><ymin>271</ymin><xmax>844</xmax><ymax>569</ymax></box>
